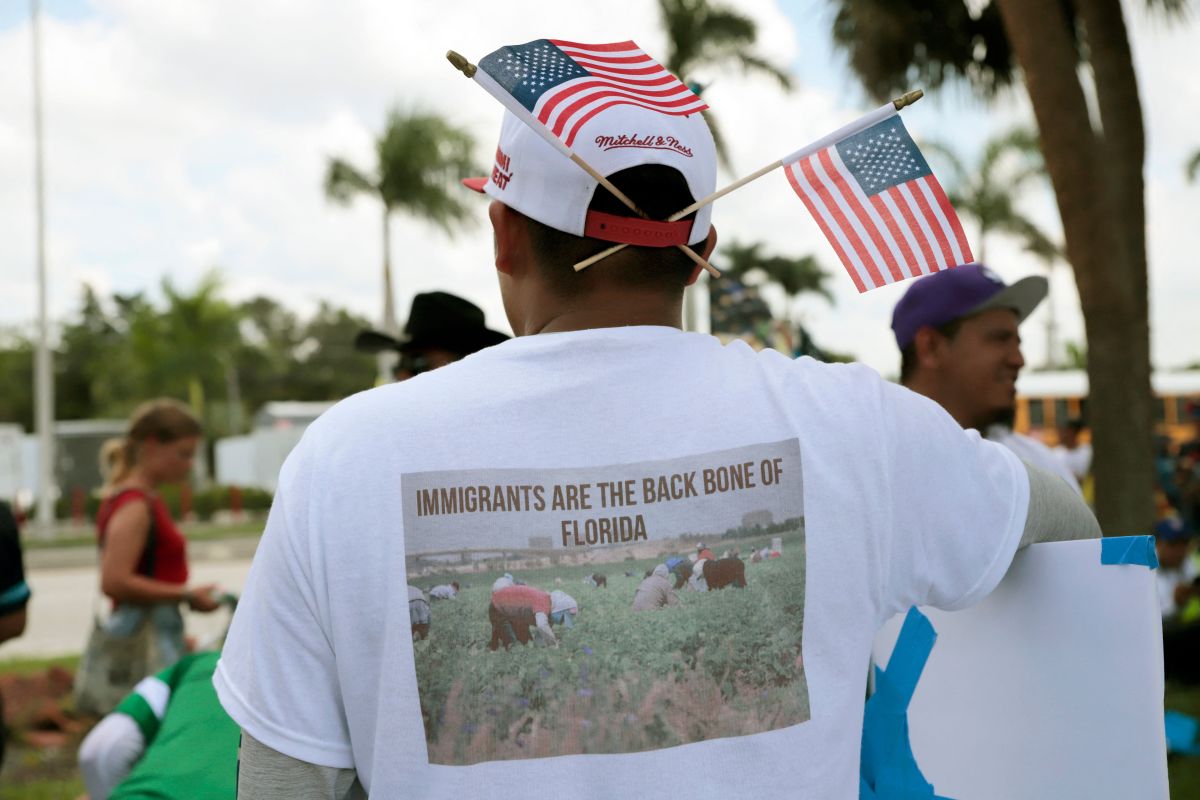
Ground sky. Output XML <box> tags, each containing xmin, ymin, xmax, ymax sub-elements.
<box><xmin>1</xmin><ymin>0</ymin><xmax>1197</xmax><ymax>382</ymax></box>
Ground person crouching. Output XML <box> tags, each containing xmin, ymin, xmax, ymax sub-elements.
<box><xmin>488</xmin><ymin>585</ymin><xmax>559</xmax><ymax>650</ymax></box>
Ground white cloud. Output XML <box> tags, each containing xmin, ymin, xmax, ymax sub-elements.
<box><xmin>0</xmin><ymin>0</ymin><xmax>1195</xmax><ymax>377</ymax></box>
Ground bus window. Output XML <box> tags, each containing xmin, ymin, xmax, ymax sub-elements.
<box><xmin>1028</xmin><ymin>399</ymin><xmax>1045</xmax><ymax>428</ymax></box>
<box><xmin>1054</xmin><ymin>399</ymin><xmax>1070</xmax><ymax>428</ymax></box>
<box><xmin>1156</xmin><ymin>398</ymin><xmax>1167</xmax><ymax>424</ymax></box>
<box><xmin>1174</xmin><ymin>397</ymin><xmax>1189</xmax><ymax>427</ymax></box>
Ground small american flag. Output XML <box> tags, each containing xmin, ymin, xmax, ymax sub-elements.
<box><xmin>477</xmin><ymin>39</ymin><xmax>706</xmax><ymax>149</ymax></box>
<box><xmin>785</xmin><ymin>116</ymin><xmax>972</xmax><ymax>292</ymax></box>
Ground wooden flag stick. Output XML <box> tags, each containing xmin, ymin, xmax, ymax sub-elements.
<box><xmin>447</xmin><ymin>49</ymin><xmax>718</xmax><ymax>277</ymax></box>
<box><xmin>671</xmin><ymin>90</ymin><xmax>924</xmax><ymax>222</ymax></box>
<box><xmin>569</xmin><ymin>154</ymin><xmax>719</xmax><ymax>277</ymax></box>
<box><xmin>577</xmin><ymin>89</ymin><xmax>926</xmax><ymax>268</ymax></box>
<box><xmin>568</xmin><ymin>153</ymin><xmax>649</xmax><ymax>219</ymax></box>
<box><xmin>574</xmin><ymin>242</ymin><xmax>628</xmax><ymax>272</ymax></box>
<box><xmin>667</xmin><ymin>158</ymin><xmax>783</xmax><ymax>222</ymax></box>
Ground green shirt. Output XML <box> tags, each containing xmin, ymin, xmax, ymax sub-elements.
<box><xmin>111</xmin><ymin>651</ymin><xmax>239</xmax><ymax>799</ymax></box>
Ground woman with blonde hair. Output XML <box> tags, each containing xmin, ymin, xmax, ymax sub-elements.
<box><xmin>93</xmin><ymin>398</ymin><xmax>220</xmax><ymax>671</ymax></box>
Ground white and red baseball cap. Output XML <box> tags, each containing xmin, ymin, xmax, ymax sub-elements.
<box><xmin>463</xmin><ymin>105</ymin><xmax>716</xmax><ymax>247</ymax></box>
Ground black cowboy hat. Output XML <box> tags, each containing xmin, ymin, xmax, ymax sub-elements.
<box><xmin>353</xmin><ymin>291</ymin><xmax>509</xmax><ymax>356</ymax></box>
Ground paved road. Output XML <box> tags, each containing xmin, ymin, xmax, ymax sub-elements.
<box><xmin>3</xmin><ymin>540</ymin><xmax>259</xmax><ymax>659</ymax></box>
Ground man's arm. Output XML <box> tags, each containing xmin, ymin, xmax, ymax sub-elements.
<box><xmin>1018</xmin><ymin>460</ymin><xmax>1101</xmax><ymax>548</ymax></box>
<box><xmin>238</xmin><ymin>731</ymin><xmax>365</xmax><ymax>800</ymax></box>
<box><xmin>533</xmin><ymin>611</ymin><xmax>558</xmax><ymax>646</ymax></box>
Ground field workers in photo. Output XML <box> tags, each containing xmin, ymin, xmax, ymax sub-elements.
<box><xmin>411</xmin><ymin>529</ymin><xmax>808</xmax><ymax>765</ymax></box>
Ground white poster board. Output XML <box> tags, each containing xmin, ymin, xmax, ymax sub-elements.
<box><xmin>873</xmin><ymin>538</ymin><xmax>1168</xmax><ymax>800</ymax></box>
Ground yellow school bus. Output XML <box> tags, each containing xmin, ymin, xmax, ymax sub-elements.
<box><xmin>1014</xmin><ymin>370</ymin><xmax>1200</xmax><ymax>448</ymax></box>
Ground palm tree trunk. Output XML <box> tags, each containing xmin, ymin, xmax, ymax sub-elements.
<box><xmin>381</xmin><ymin>205</ymin><xmax>398</xmax><ymax>337</ymax></box>
<box><xmin>1076</xmin><ymin>0</ymin><xmax>1154</xmax><ymax>534</ymax></box>
<box><xmin>379</xmin><ymin>205</ymin><xmax>399</xmax><ymax>383</ymax></box>
<box><xmin>996</xmin><ymin>0</ymin><xmax>1154</xmax><ymax>535</ymax></box>
<box><xmin>188</xmin><ymin>376</ymin><xmax>210</xmax><ymax>485</ymax></box>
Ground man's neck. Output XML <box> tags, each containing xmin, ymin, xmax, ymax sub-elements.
<box><xmin>521</xmin><ymin>287</ymin><xmax>684</xmax><ymax>336</ymax></box>
<box><xmin>902</xmin><ymin>374</ymin><xmax>983</xmax><ymax>431</ymax></box>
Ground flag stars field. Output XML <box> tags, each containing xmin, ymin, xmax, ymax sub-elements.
<box><xmin>784</xmin><ymin>115</ymin><xmax>972</xmax><ymax>291</ymax></box>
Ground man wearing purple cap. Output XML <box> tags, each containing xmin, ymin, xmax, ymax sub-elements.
<box><xmin>892</xmin><ymin>263</ymin><xmax>1080</xmax><ymax>491</ymax></box>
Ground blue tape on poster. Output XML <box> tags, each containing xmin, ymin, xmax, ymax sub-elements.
<box><xmin>1100</xmin><ymin>535</ymin><xmax>1159</xmax><ymax>569</ymax></box>
<box><xmin>1166</xmin><ymin>710</ymin><xmax>1200</xmax><ymax>756</ymax></box>
<box><xmin>860</xmin><ymin>607</ymin><xmax>954</xmax><ymax>800</ymax></box>
<box><xmin>880</xmin><ymin>608</ymin><xmax>936</xmax><ymax>702</ymax></box>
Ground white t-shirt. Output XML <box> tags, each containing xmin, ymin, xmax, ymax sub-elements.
<box><xmin>215</xmin><ymin>326</ymin><xmax>1028</xmax><ymax>798</ymax></box>
<box><xmin>1054</xmin><ymin>443</ymin><xmax>1093</xmax><ymax>482</ymax></box>
<box><xmin>987</xmin><ymin>426</ymin><xmax>1081</xmax><ymax>494</ymax></box>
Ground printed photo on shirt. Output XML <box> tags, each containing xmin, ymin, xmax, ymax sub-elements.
<box><xmin>402</xmin><ymin>439</ymin><xmax>808</xmax><ymax>766</ymax></box>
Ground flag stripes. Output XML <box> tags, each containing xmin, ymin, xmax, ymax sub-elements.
<box><xmin>786</xmin><ymin>143</ymin><xmax>973</xmax><ymax>292</ymax></box>
<box><xmin>540</xmin><ymin>40</ymin><xmax>706</xmax><ymax>147</ymax></box>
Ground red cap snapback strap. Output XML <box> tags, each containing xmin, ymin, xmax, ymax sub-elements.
<box><xmin>583</xmin><ymin>210</ymin><xmax>694</xmax><ymax>247</ymax></box>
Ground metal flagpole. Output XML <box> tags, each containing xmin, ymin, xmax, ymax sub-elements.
<box><xmin>31</xmin><ymin>0</ymin><xmax>56</xmax><ymax>537</ymax></box>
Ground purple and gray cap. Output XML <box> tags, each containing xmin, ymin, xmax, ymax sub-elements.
<box><xmin>891</xmin><ymin>263</ymin><xmax>1048</xmax><ymax>349</ymax></box>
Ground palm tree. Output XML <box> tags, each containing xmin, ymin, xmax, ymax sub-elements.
<box><xmin>925</xmin><ymin>128</ymin><xmax>1052</xmax><ymax>263</ymax></box>
<box><xmin>714</xmin><ymin>242</ymin><xmax>840</xmax><ymax>359</ymax></box>
<box><xmin>825</xmin><ymin>0</ymin><xmax>1193</xmax><ymax>536</ymax></box>
<box><xmin>719</xmin><ymin>242</ymin><xmax>833</xmax><ymax>307</ymax></box>
<box><xmin>155</xmin><ymin>271</ymin><xmax>242</xmax><ymax>433</ymax></box>
<box><xmin>658</xmin><ymin>0</ymin><xmax>793</xmax><ymax>171</ymax></box>
<box><xmin>324</xmin><ymin>108</ymin><xmax>477</xmax><ymax>373</ymax></box>
<box><xmin>115</xmin><ymin>271</ymin><xmax>242</xmax><ymax>482</ymax></box>
<box><xmin>927</xmin><ymin>128</ymin><xmax>1068</xmax><ymax>366</ymax></box>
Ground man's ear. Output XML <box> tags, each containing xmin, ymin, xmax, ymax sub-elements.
<box><xmin>912</xmin><ymin>326</ymin><xmax>945</xmax><ymax>370</ymax></box>
<box><xmin>685</xmin><ymin>225</ymin><xmax>719</xmax><ymax>287</ymax></box>
<box><xmin>488</xmin><ymin>200</ymin><xmax>525</xmax><ymax>277</ymax></box>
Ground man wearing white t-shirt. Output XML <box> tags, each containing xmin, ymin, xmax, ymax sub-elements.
<box><xmin>891</xmin><ymin>264</ymin><xmax>1082</xmax><ymax>493</ymax></box>
<box><xmin>215</xmin><ymin>79</ymin><xmax>1099</xmax><ymax>797</ymax></box>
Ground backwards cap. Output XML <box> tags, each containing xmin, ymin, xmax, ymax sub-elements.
<box><xmin>464</xmin><ymin>105</ymin><xmax>716</xmax><ymax>247</ymax></box>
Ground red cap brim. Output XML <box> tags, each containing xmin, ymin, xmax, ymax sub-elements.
<box><xmin>461</xmin><ymin>176</ymin><xmax>488</xmax><ymax>193</ymax></box>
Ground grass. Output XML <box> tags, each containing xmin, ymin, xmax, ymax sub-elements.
<box><xmin>0</xmin><ymin>653</ymin><xmax>80</xmax><ymax>677</ymax></box>
<box><xmin>0</xmin><ymin>776</ymin><xmax>86</xmax><ymax>800</ymax></box>
<box><xmin>413</xmin><ymin>534</ymin><xmax>808</xmax><ymax>764</ymax></box>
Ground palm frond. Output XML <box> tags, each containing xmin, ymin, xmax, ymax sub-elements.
<box><xmin>324</xmin><ymin>159</ymin><xmax>376</xmax><ymax>205</ymax></box>
<box><xmin>374</xmin><ymin>109</ymin><xmax>480</xmax><ymax>234</ymax></box>
<box><xmin>658</xmin><ymin>0</ymin><xmax>793</xmax><ymax>92</ymax></box>
<box><xmin>735</xmin><ymin>53</ymin><xmax>793</xmax><ymax>90</ymax></box>
<box><xmin>718</xmin><ymin>241</ymin><xmax>833</xmax><ymax>304</ymax></box>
